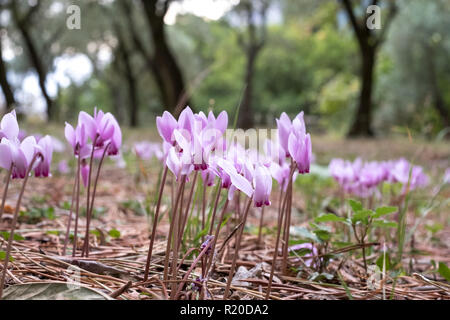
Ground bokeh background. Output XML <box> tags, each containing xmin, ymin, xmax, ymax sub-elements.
<box><xmin>0</xmin><ymin>0</ymin><xmax>449</xmax><ymax>138</ymax></box>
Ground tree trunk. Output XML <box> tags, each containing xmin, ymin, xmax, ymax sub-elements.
<box><xmin>13</xmin><ymin>14</ymin><xmax>53</xmax><ymax>120</ymax></box>
<box><xmin>115</xmin><ymin>29</ymin><xmax>139</xmax><ymax>127</ymax></box>
<box><xmin>425</xmin><ymin>47</ymin><xmax>449</xmax><ymax>128</ymax></box>
<box><xmin>348</xmin><ymin>45</ymin><xmax>375</xmax><ymax>137</ymax></box>
<box><xmin>0</xmin><ymin>32</ymin><xmax>16</xmax><ymax>112</ymax></box>
<box><xmin>238</xmin><ymin>48</ymin><xmax>258</xmax><ymax>129</ymax></box>
<box><xmin>141</xmin><ymin>1</ymin><xmax>189</xmax><ymax>115</ymax></box>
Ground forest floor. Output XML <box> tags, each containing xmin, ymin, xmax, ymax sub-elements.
<box><xmin>0</xmin><ymin>132</ymin><xmax>449</xmax><ymax>300</ymax></box>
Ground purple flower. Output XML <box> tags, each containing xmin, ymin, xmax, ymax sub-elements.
<box><xmin>0</xmin><ymin>136</ymin><xmax>41</xmax><ymax>179</ymax></box>
<box><xmin>156</xmin><ymin>111</ymin><xmax>178</xmax><ymax>144</ymax></box>
<box><xmin>253</xmin><ymin>165</ymin><xmax>272</xmax><ymax>207</ymax></box>
<box><xmin>275</xmin><ymin>111</ymin><xmax>312</xmax><ymax>173</ymax></box>
<box><xmin>134</xmin><ymin>141</ymin><xmax>162</xmax><ymax>161</ymax></box>
<box><xmin>287</xmin><ymin>115</ymin><xmax>312</xmax><ymax>174</ymax></box>
<box><xmin>57</xmin><ymin>160</ymin><xmax>70</xmax><ymax>174</ymax></box>
<box><xmin>34</xmin><ymin>135</ymin><xmax>53</xmax><ymax>177</ymax></box>
<box><xmin>166</xmin><ymin>146</ymin><xmax>194</xmax><ymax>180</ymax></box>
<box><xmin>276</xmin><ymin>112</ymin><xmax>292</xmax><ymax>156</ymax></box>
<box><xmin>289</xmin><ymin>243</ymin><xmax>319</xmax><ymax>268</ymax></box>
<box><xmin>0</xmin><ymin>110</ymin><xmax>19</xmax><ymax>141</ymax></box>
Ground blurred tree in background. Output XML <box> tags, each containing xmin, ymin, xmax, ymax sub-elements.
<box><xmin>0</xmin><ymin>0</ymin><xmax>448</xmax><ymax>138</ymax></box>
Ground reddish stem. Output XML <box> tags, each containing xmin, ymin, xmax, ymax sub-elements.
<box><xmin>223</xmin><ymin>196</ymin><xmax>252</xmax><ymax>300</ymax></box>
<box><xmin>72</xmin><ymin>156</ymin><xmax>81</xmax><ymax>257</ymax></box>
<box><xmin>62</xmin><ymin>162</ymin><xmax>79</xmax><ymax>256</ymax></box>
<box><xmin>143</xmin><ymin>165</ymin><xmax>168</xmax><ymax>281</ymax></box>
<box><xmin>0</xmin><ymin>153</ymin><xmax>41</xmax><ymax>298</ymax></box>
<box><xmin>82</xmin><ymin>142</ymin><xmax>110</xmax><ymax>257</ymax></box>
<box><xmin>162</xmin><ymin>175</ymin><xmax>186</xmax><ymax>281</ymax></box>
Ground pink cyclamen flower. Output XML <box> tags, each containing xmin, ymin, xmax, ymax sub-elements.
<box><xmin>289</xmin><ymin>243</ymin><xmax>319</xmax><ymax>268</ymax></box>
<box><xmin>34</xmin><ymin>135</ymin><xmax>53</xmax><ymax>177</ymax></box>
<box><xmin>134</xmin><ymin>141</ymin><xmax>162</xmax><ymax>161</ymax></box>
<box><xmin>276</xmin><ymin>111</ymin><xmax>312</xmax><ymax>173</ymax></box>
<box><xmin>57</xmin><ymin>160</ymin><xmax>70</xmax><ymax>174</ymax></box>
<box><xmin>216</xmin><ymin>158</ymin><xmax>254</xmax><ymax>201</ymax></box>
<box><xmin>80</xmin><ymin>109</ymin><xmax>122</xmax><ymax>155</ymax></box>
<box><xmin>65</xmin><ymin>122</ymin><xmax>88</xmax><ymax>156</ymax></box>
<box><xmin>166</xmin><ymin>146</ymin><xmax>194</xmax><ymax>180</ymax></box>
<box><xmin>253</xmin><ymin>165</ymin><xmax>272</xmax><ymax>207</ymax></box>
<box><xmin>276</xmin><ymin>112</ymin><xmax>293</xmax><ymax>157</ymax></box>
<box><xmin>287</xmin><ymin>115</ymin><xmax>312</xmax><ymax>174</ymax></box>
<box><xmin>0</xmin><ymin>110</ymin><xmax>19</xmax><ymax>141</ymax></box>
<box><xmin>0</xmin><ymin>136</ymin><xmax>41</xmax><ymax>179</ymax></box>
<box><xmin>156</xmin><ymin>111</ymin><xmax>178</xmax><ymax>144</ymax></box>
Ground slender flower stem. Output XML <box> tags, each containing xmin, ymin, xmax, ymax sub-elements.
<box><xmin>266</xmin><ymin>167</ymin><xmax>294</xmax><ymax>300</ymax></box>
<box><xmin>223</xmin><ymin>196</ymin><xmax>253</xmax><ymax>300</ymax></box>
<box><xmin>201</xmin><ymin>173</ymin><xmax>208</xmax><ymax>242</ymax></box>
<box><xmin>163</xmin><ymin>175</ymin><xmax>186</xmax><ymax>282</ymax></box>
<box><xmin>281</xmin><ymin>162</ymin><xmax>295</xmax><ymax>275</ymax></box>
<box><xmin>170</xmin><ymin>180</ymin><xmax>186</xmax><ymax>294</ymax></box>
<box><xmin>205</xmin><ymin>199</ymin><xmax>229</xmax><ymax>275</ymax></box>
<box><xmin>0</xmin><ymin>153</ymin><xmax>40</xmax><ymax>298</ymax></box>
<box><xmin>281</xmin><ymin>183</ymin><xmax>293</xmax><ymax>274</ymax></box>
<box><xmin>82</xmin><ymin>142</ymin><xmax>110</xmax><ymax>257</ymax></box>
<box><xmin>62</xmin><ymin>163</ymin><xmax>79</xmax><ymax>256</ymax></box>
<box><xmin>172</xmin><ymin>236</ymin><xmax>214</xmax><ymax>300</ymax></box>
<box><xmin>208</xmin><ymin>185</ymin><xmax>222</xmax><ymax>235</ymax></box>
<box><xmin>178</xmin><ymin>171</ymin><xmax>198</xmax><ymax>252</ymax></box>
<box><xmin>0</xmin><ymin>164</ymin><xmax>12</xmax><ymax>220</ymax></box>
<box><xmin>84</xmin><ymin>136</ymin><xmax>98</xmax><ymax>230</ymax></box>
<box><xmin>81</xmin><ymin>136</ymin><xmax>98</xmax><ymax>257</ymax></box>
<box><xmin>72</xmin><ymin>156</ymin><xmax>82</xmax><ymax>257</ymax></box>
<box><xmin>257</xmin><ymin>206</ymin><xmax>265</xmax><ymax>246</ymax></box>
<box><xmin>143</xmin><ymin>165</ymin><xmax>168</xmax><ymax>281</ymax></box>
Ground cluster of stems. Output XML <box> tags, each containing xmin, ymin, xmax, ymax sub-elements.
<box><xmin>61</xmin><ymin>137</ymin><xmax>110</xmax><ymax>257</ymax></box>
<box><xmin>0</xmin><ymin>153</ymin><xmax>42</xmax><ymax>298</ymax></box>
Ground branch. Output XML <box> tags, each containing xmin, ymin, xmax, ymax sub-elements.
<box><xmin>374</xmin><ymin>0</ymin><xmax>398</xmax><ymax>47</ymax></box>
<box><xmin>340</xmin><ymin>0</ymin><xmax>365</xmax><ymax>46</ymax></box>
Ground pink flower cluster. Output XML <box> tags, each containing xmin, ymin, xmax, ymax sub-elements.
<box><xmin>0</xmin><ymin>110</ymin><xmax>53</xmax><ymax>178</ymax></box>
<box><xmin>329</xmin><ymin>157</ymin><xmax>429</xmax><ymax>197</ymax></box>
<box><xmin>64</xmin><ymin>109</ymin><xmax>122</xmax><ymax>186</ymax></box>
<box><xmin>155</xmin><ymin>107</ymin><xmax>312</xmax><ymax>207</ymax></box>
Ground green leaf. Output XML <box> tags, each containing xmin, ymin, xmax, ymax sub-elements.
<box><xmin>220</xmin><ymin>213</ymin><xmax>231</xmax><ymax>229</ymax></box>
<box><xmin>46</xmin><ymin>230</ymin><xmax>60</xmax><ymax>236</ymax></box>
<box><xmin>438</xmin><ymin>262</ymin><xmax>450</xmax><ymax>281</ymax></box>
<box><xmin>351</xmin><ymin>209</ymin><xmax>372</xmax><ymax>224</ymax></box>
<box><xmin>372</xmin><ymin>220</ymin><xmax>398</xmax><ymax>228</ymax></box>
<box><xmin>348</xmin><ymin>199</ymin><xmax>363</xmax><ymax>212</ymax></box>
<box><xmin>108</xmin><ymin>229</ymin><xmax>121</xmax><ymax>239</ymax></box>
<box><xmin>314</xmin><ymin>213</ymin><xmax>346</xmax><ymax>223</ymax></box>
<box><xmin>0</xmin><ymin>232</ymin><xmax>25</xmax><ymax>241</ymax></box>
<box><xmin>314</xmin><ymin>230</ymin><xmax>331</xmax><ymax>242</ymax></box>
<box><xmin>373</xmin><ymin>206</ymin><xmax>397</xmax><ymax>218</ymax></box>
<box><xmin>290</xmin><ymin>226</ymin><xmax>319</xmax><ymax>243</ymax></box>
<box><xmin>0</xmin><ymin>251</ymin><xmax>14</xmax><ymax>262</ymax></box>
<box><xmin>90</xmin><ymin>230</ymin><xmax>101</xmax><ymax>238</ymax></box>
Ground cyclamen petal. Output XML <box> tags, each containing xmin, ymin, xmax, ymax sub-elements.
<box><xmin>0</xmin><ymin>111</ymin><xmax>19</xmax><ymax>140</ymax></box>
<box><xmin>0</xmin><ymin>141</ymin><xmax>13</xmax><ymax>170</ymax></box>
<box><xmin>156</xmin><ymin>111</ymin><xmax>178</xmax><ymax>144</ymax></box>
<box><xmin>78</xmin><ymin>111</ymin><xmax>97</xmax><ymax>142</ymax></box>
<box><xmin>217</xmin><ymin>158</ymin><xmax>254</xmax><ymax>198</ymax></box>
<box><xmin>81</xmin><ymin>162</ymin><xmax>90</xmax><ymax>187</ymax></box>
